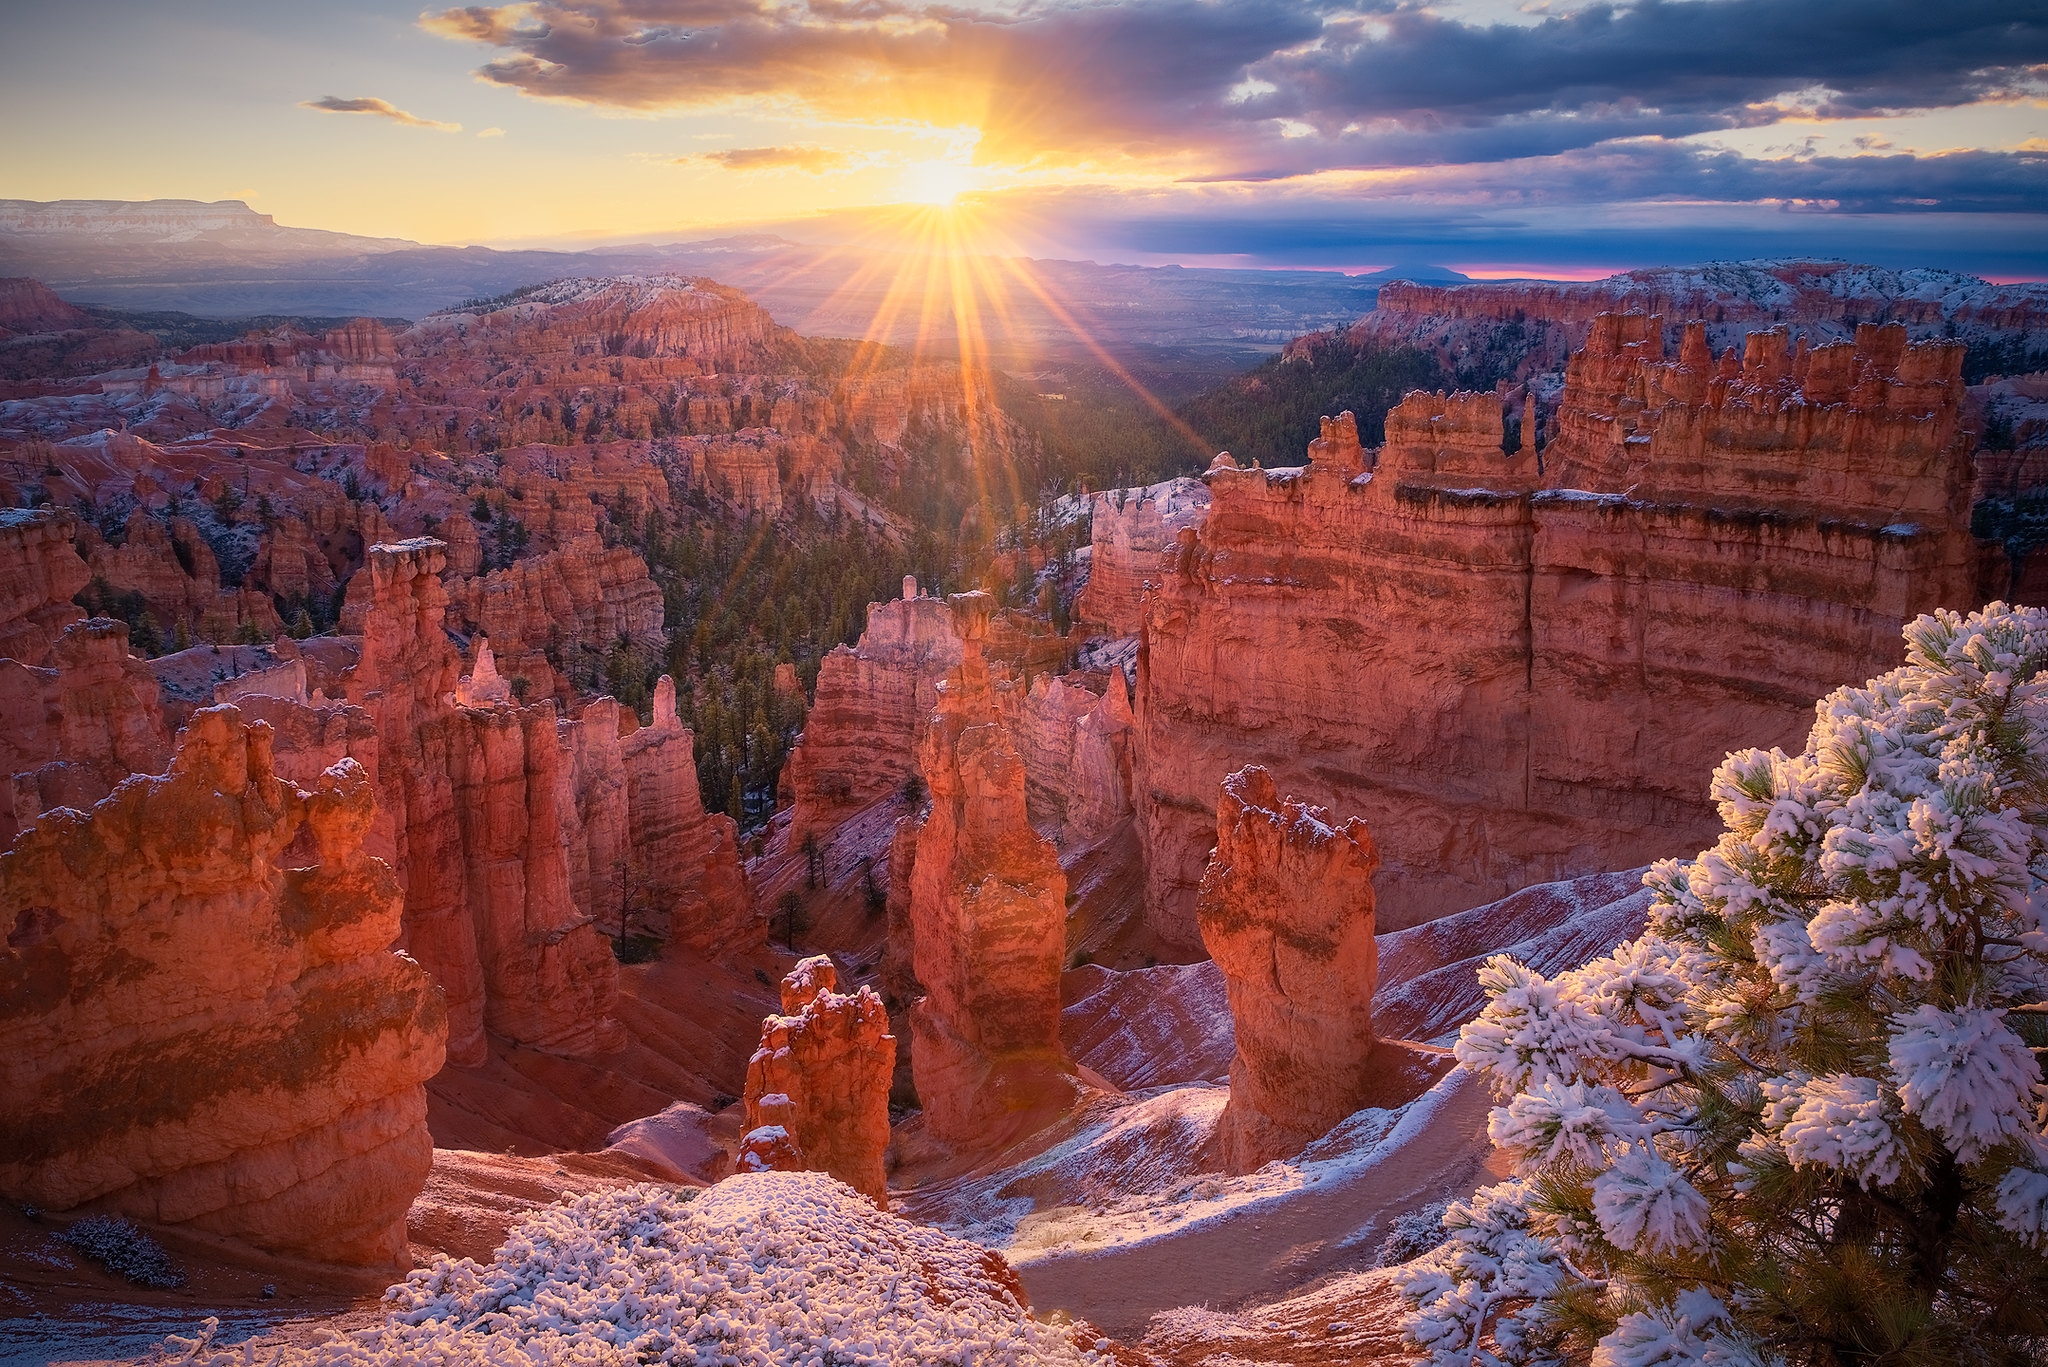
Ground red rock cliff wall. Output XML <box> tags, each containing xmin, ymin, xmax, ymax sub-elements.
<box><xmin>441</xmin><ymin>533</ymin><xmax>664</xmax><ymax>703</ymax></box>
<box><xmin>1135</xmin><ymin>321</ymin><xmax>1983</xmax><ymax>945</ymax></box>
<box><xmin>1546</xmin><ymin>318</ymin><xmax>1972</xmax><ymax>524</ymax></box>
<box><xmin>783</xmin><ymin>581</ymin><xmax>965</xmax><ymax>840</ymax></box>
<box><xmin>617</xmin><ymin>676</ymin><xmax>756</xmax><ymax>952</ymax></box>
<box><xmin>0</xmin><ymin>511</ymin><xmax>171</xmax><ymax>837</ymax></box>
<box><xmin>1076</xmin><ymin>479</ymin><xmax>1210</xmax><ymax>638</ymax></box>
<box><xmin>443</xmin><ymin>699</ymin><xmax>625</xmax><ymax>1058</ymax></box>
<box><xmin>0</xmin><ymin>507</ymin><xmax>88</xmax><ymax>662</ymax></box>
<box><xmin>338</xmin><ymin>538</ymin><xmax>623</xmax><ymax>1068</ymax></box>
<box><xmin>1004</xmin><ymin>669</ymin><xmax>1135</xmax><ymax>844</ymax></box>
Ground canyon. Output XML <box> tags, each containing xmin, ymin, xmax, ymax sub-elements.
<box><xmin>3</xmin><ymin>255</ymin><xmax>2047</xmax><ymax>1363</ymax></box>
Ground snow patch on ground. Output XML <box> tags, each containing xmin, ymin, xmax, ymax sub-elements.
<box><xmin>177</xmin><ymin>1173</ymin><xmax>1104</xmax><ymax>1367</ymax></box>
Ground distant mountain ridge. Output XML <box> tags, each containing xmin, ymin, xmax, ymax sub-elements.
<box><xmin>0</xmin><ymin>198</ymin><xmax>416</xmax><ymax>252</ymax></box>
<box><xmin>0</xmin><ymin>199</ymin><xmax>1399</xmax><ymax>377</ymax></box>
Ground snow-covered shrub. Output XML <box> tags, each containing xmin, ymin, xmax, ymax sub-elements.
<box><xmin>55</xmin><ymin>1214</ymin><xmax>184</xmax><ymax>1287</ymax></box>
<box><xmin>1375</xmin><ymin>1199</ymin><xmax>1451</xmax><ymax>1267</ymax></box>
<box><xmin>1399</xmin><ymin>604</ymin><xmax>2048</xmax><ymax>1365</ymax></box>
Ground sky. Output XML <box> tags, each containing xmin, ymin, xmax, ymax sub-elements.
<box><xmin>1</xmin><ymin>0</ymin><xmax>2045</xmax><ymax>277</ymax></box>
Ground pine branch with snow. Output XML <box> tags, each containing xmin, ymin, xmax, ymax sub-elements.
<box><xmin>1399</xmin><ymin>603</ymin><xmax>2048</xmax><ymax>1365</ymax></box>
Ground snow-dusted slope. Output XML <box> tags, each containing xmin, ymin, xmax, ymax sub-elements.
<box><xmin>1373</xmin><ymin>869</ymin><xmax>1652</xmax><ymax>1044</ymax></box>
<box><xmin>1058</xmin><ymin>869</ymin><xmax>1652</xmax><ymax>1088</ymax></box>
<box><xmin>904</xmin><ymin>870</ymin><xmax>1654</xmax><ymax>1337</ymax></box>
<box><xmin>1061</xmin><ymin>962</ymin><xmax>1233</xmax><ymax>1090</ymax></box>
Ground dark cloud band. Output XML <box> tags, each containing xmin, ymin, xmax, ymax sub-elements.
<box><xmin>421</xmin><ymin>0</ymin><xmax>2047</xmax><ymax>218</ymax></box>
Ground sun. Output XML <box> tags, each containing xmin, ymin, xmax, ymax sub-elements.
<box><xmin>894</xmin><ymin>159</ymin><xmax>982</xmax><ymax>208</ymax></box>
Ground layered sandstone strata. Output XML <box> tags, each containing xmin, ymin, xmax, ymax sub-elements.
<box><xmin>1356</xmin><ymin>261</ymin><xmax>2048</xmax><ymax>387</ymax></box>
<box><xmin>330</xmin><ymin>542</ymin><xmax>747</xmax><ymax>1068</ymax></box>
<box><xmin>337</xmin><ymin>539</ymin><xmax>623</xmax><ymax>1067</ymax></box>
<box><xmin>1075</xmin><ymin>479</ymin><xmax>1210</xmax><ymax>638</ymax></box>
<box><xmin>881</xmin><ymin>815</ymin><xmax>922</xmax><ymax>1010</ymax></box>
<box><xmin>594</xmin><ymin>675</ymin><xmax>755</xmax><ymax>952</ymax></box>
<box><xmin>0</xmin><ymin>706</ymin><xmax>446</xmax><ymax>1268</ymax></box>
<box><xmin>905</xmin><ymin>594</ymin><xmax>1078</xmax><ymax>1142</ymax></box>
<box><xmin>666</xmin><ymin>430</ymin><xmax>845</xmax><ymax>517</ymax></box>
<box><xmin>739</xmin><ymin>955</ymin><xmax>895</xmax><ymax>1205</ymax></box>
<box><xmin>1544</xmin><ymin>318</ymin><xmax>1972</xmax><ymax>523</ymax></box>
<box><xmin>1</xmin><ymin>617</ymin><xmax>172</xmax><ymax>829</ymax></box>
<box><xmin>1374</xmin><ymin>265</ymin><xmax>2048</xmax><ymax>337</ymax></box>
<box><xmin>1136</xmin><ymin>322</ymin><xmax>1983</xmax><ymax>942</ymax></box>
<box><xmin>0</xmin><ymin>511</ymin><xmax>171</xmax><ymax>836</ymax></box>
<box><xmin>405</xmin><ymin>275</ymin><xmax>783</xmax><ymax>368</ymax></box>
<box><xmin>1008</xmin><ymin>669</ymin><xmax>1135</xmax><ymax>843</ymax></box>
<box><xmin>0</xmin><ymin>507</ymin><xmax>89</xmax><ymax>662</ymax></box>
<box><xmin>783</xmin><ymin>578</ymin><xmax>965</xmax><ymax>840</ymax></box>
<box><xmin>441</xmin><ymin>533</ymin><xmax>664</xmax><ymax>701</ymax></box>
<box><xmin>1196</xmin><ymin>766</ymin><xmax>1378</xmax><ymax>1173</ymax></box>
<box><xmin>444</xmin><ymin>697</ymin><xmax>626</xmax><ymax>1058</ymax></box>
<box><xmin>181</xmin><ymin>318</ymin><xmax>399</xmax><ymax>383</ymax></box>
<box><xmin>82</xmin><ymin>509</ymin><xmax>285</xmax><ymax>643</ymax></box>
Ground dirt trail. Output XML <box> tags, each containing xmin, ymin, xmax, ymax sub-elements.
<box><xmin>1015</xmin><ymin>1069</ymin><xmax>1503</xmax><ymax>1340</ymax></box>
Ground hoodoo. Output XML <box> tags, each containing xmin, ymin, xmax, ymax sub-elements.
<box><xmin>904</xmin><ymin>593</ymin><xmax>1079</xmax><ymax>1143</ymax></box>
<box><xmin>336</xmin><ymin>538</ymin><xmax>623</xmax><ymax>1066</ymax></box>
<box><xmin>1197</xmin><ymin>765</ymin><xmax>1380</xmax><ymax>1173</ymax></box>
<box><xmin>739</xmin><ymin>955</ymin><xmax>896</xmax><ymax>1205</ymax></box>
<box><xmin>618</xmin><ymin>673</ymin><xmax>755</xmax><ymax>952</ymax></box>
<box><xmin>0</xmin><ymin>706</ymin><xmax>446</xmax><ymax>1268</ymax></box>
<box><xmin>782</xmin><ymin>580</ymin><xmax>967</xmax><ymax>842</ymax></box>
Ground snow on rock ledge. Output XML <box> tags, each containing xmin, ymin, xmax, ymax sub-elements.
<box><xmin>188</xmin><ymin>1172</ymin><xmax>1114</xmax><ymax>1366</ymax></box>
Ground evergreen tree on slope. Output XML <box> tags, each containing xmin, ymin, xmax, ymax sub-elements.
<box><xmin>1399</xmin><ymin>603</ymin><xmax>2048</xmax><ymax>1366</ymax></box>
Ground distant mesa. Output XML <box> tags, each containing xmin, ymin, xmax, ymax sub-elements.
<box><xmin>1354</xmin><ymin>263</ymin><xmax>1471</xmax><ymax>284</ymax></box>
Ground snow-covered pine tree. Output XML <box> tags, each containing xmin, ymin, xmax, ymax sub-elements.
<box><xmin>1398</xmin><ymin>603</ymin><xmax>2048</xmax><ymax>1366</ymax></box>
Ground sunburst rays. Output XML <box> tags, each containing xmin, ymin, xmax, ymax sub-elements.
<box><xmin>771</xmin><ymin>191</ymin><xmax>1215</xmax><ymax>557</ymax></box>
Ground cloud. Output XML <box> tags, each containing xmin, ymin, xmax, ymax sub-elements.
<box><xmin>976</xmin><ymin>175</ymin><xmax>2048</xmax><ymax>277</ymax></box>
<box><xmin>419</xmin><ymin>0</ymin><xmax>2048</xmax><ymax>239</ymax></box>
<box><xmin>420</xmin><ymin>1</ymin><xmax>1325</xmax><ymax>163</ymax></box>
<box><xmin>1245</xmin><ymin>1</ymin><xmax>2048</xmax><ymax>132</ymax></box>
<box><xmin>421</xmin><ymin>1</ymin><xmax>2047</xmax><ymax>165</ymax></box>
<box><xmin>680</xmin><ymin>145</ymin><xmax>857</xmax><ymax>174</ymax></box>
<box><xmin>303</xmin><ymin>95</ymin><xmax>463</xmax><ymax>132</ymax></box>
<box><xmin>477</xmin><ymin>126</ymin><xmax>506</xmax><ymax>138</ymax></box>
